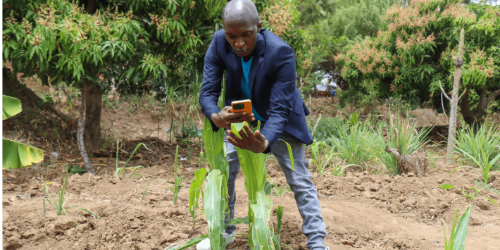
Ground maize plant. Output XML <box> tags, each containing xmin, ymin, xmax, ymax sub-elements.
<box><xmin>444</xmin><ymin>206</ymin><xmax>471</xmax><ymax>250</ymax></box>
<box><xmin>189</xmin><ymin>168</ymin><xmax>207</xmax><ymax>227</ymax></box>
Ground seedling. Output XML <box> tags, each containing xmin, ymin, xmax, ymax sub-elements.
<box><xmin>270</xmin><ymin>178</ymin><xmax>291</xmax><ymax>197</ymax></box>
<box><xmin>114</xmin><ymin>140</ymin><xmax>148</xmax><ymax>178</ymax></box>
<box><xmin>171</xmin><ymin>145</ymin><xmax>184</xmax><ymax>205</ymax></box>
<box><xmin>444</xmin><ymin>206</ymin><xmax>471</xmax><ymax>250</ymax></box>
<box><xmin>309</xmin><ymin>141</ymin><xmax>334</xmax><ymax>175</ymax></box>
<box><xmin>44</xmin><ymin>171</ymin><xmax>69</xmax><ymax>216</ymax></box>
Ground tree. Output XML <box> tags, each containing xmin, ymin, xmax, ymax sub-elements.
<box><xmin>335</xmin><ymin>0</ymin><xmax>500</xmax><ymax>126</ymax></box>
<box><xmin>3</xmin><ymin>0</ymin><xmax>227</xmax><ymax>154</ymax></box>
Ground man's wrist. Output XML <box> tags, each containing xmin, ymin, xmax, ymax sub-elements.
<box><xmin>211</xmin><ymin>113</ymin><xmax>221</xmax><ymax>126</ymax></box>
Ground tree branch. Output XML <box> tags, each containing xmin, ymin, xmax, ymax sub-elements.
<box><xmin>438</xmin><ymin>81</ymin><xmax>452</xmax><ymax>101</ymax></box>
<box><xmin>486</xmin><ymin>89</ymin><xmax>500</xmax><ymax>105</ymax></box>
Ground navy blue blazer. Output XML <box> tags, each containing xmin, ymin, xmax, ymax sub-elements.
<box><xmin>199</xmin><ymin>28</ymin><xmax>313</xmax><ymax>152</ymax></box>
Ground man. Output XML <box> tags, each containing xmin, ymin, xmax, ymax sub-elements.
<box><xmin>198</xmin><ymin>0</ymin><xmax>328</xmax><ymax>249</ymax></box>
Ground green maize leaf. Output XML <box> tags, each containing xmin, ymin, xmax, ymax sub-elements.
<box><xmin>166</xmin><ymin>234</ymin><xmax>209</xmax><ymax>250</ymax></box>
<box><xmin>488</xmin><ymin>198</ymin><xmax>498</xmax><ymax>207</ymax></box>
<box><xmin>3</xmin><ymin>139</ymin><xmax>44</xmax><ymax>169</ymax></box>
<box><xmin>276</xmin><ymin>206</ymin><xmax>283</xmax><ymax>239</ymax></box>
<box><xmin>2</xmin><ymin>95</ymin><xmax>22</xmax><ymax>120</ymax></box>
<box><xmin>189</xmin><ymin>168</ymin><xmax>207</xmax><ymax>227</ymax></box>
<box><xmin>230</xmin><ymin>122</ymin><xmax>268</xmax><ymax>202</ymax></box>
<box><xmin>264</xmin><ymin>181</ymin><xmax>273</xmax><ymax>195</ymax></box>
<box><xmin>453</xmin><ymin>206</ymin><xmax>471</xmax><ymax>250</ymax></box>
<box><xmin>227</xmin><ymin>216</ymin><xmax>249</xmax><ymax>226</ymax></box>
<box><xmin>250</xmin><ymin>190</ymin><xmax>275</xmax><ymax>250</ymax></box>
<box><xmin>439</xmin><ymin>183</ymin><xmax>455</xmax><ymax>190</ymax></box>
<box><xmin>204</xmin><ymin>170</ymin><xmax>227</xmax><ymax>250</ymax></box>
<box><xmin>202</xmin><ymin>117</ymin><xmax>229</xmax><ymax>180</ymax></box>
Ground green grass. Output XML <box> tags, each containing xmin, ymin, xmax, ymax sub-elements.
<box><xmin>454</xmin><ymin>124</ymin><xmax>500</xmax><ymax>170</ymax></box>
<box><xmin>377</xmin><ymin>113</ymin><xmax>431</xmax><ymax>176</ymax></box>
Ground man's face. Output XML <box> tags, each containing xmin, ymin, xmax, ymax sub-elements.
<box><xmin>223</xmin><ymin>19</ymin><xmax>261</xmax><ymax>57</ymax></box>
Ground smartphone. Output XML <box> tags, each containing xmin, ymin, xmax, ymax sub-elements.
<box><xmin>231</xmin><ymin>99</ymin><xmax>252</xmax><ymax>114</ymax></box>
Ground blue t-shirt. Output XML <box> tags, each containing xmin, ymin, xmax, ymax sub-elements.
<box><xmin>241</xmin><ymin>57</ymin><xmax>266</xmax><ymax>121</ymax></box>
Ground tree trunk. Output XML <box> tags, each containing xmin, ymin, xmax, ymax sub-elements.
<box><xmin>83</xmin><ymin>83</ymin><xmax>103</xmax><ymax>153</ymax></box>
<box><xmin>460</xmin><ymin>86</ymin><xmax>500</xmax><ymax>129</ymax></box>
<box><xmin>78</xmin><ymin>83</ymin><xmax>96</xmax><ymax>175</ymax></box>
<box><xmin>86</xmin><ymin>0</ymin><xmax>97</xmax><ymax>14</ymax></box>
<box><xmin>446</xmin><ymin>28</ymin><xmax>465</xmax><ymax>165</ymax></box>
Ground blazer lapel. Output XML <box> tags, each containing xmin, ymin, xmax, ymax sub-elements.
<box><xmin>248</xmin><ymin>31</ymin><xmax>265</xmax><ymax>98</ymax></box>
<box><xmin>225</xmin><ymin>46</ymin><xmax>243</xmax><ymax>101</ymax></box>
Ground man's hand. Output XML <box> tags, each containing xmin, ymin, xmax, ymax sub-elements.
<box><xmin>227</xmin><ymin>124</ymin><xmax>269</xmax><ymax>153</ymax></box>
<box><xmin>211</xmin><ymin>106</ymin><xmax>255</xmax><ymax>130</ymax></box>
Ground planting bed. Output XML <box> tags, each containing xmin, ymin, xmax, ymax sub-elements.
<box><xmin>3</xmin><ymin>151</ymin><xmax>500</xmax><ymax>250</ymax></box>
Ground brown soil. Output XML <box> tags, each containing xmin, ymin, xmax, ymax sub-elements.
<box><xmin>3</xmin><ymin>69</ymin><xmax>500</xmax><ymax>250</ymax></box>
<box><xmin>3</xmin><ymin>149</ymin><xmax>500</xmax><ymax>250</ymax></box>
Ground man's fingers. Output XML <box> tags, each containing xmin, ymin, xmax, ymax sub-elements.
<box><xmin>227</xmin><ymin>136</ymin><xmax>241</xmax><ymax>147</ymax></box>
<box><xmin>243</xmin><ymin>125</ymin><xmax>255</xmax><ymax>139</ymax></box>
<box><xmin>254</xmin><ymin>130</ymin><xmax>266</xmax><ymax>142</ymax></box>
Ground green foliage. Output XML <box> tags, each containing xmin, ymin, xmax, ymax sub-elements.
<box><xmin>329</xmin><ymin>124</ymin><xmax>380</xmax><ymax>166</ymax></box>
<box><xmin>2</xmin><ymin>95</ymin><xmax>44</xmax><ymax>169</ymax></box>
<box><xmin>336</xmin><ymin>0</ymin><xmax>500</xmax><ymax>114</ymax></box>
<box><xmin>455</xmin><ymin>145</ymin><xmax>500</xmax><ymax>184</ymax></box>
<box><xmin>454</xmin><ymin>124</ymin><xmax>500</xmax><ymax>169</ymax></box>
<box><xmin>202</xmin><ymin>117</ymin><xmax>229</xmax><ymax>180</ymax></box>
<box><xmin>307</xmin><ymin>116</ymin><xmax>345</xmax><ymax>139</ymax></box>
<box><xmin>44</xmin><ymin>171</ymin><xmax>69</xmax><ymax>216</ymax></box>
<box><xmin>172</xmin><ymin>145</ymin><xmax>185</xmax><ymax>205</ymax></box>
<box><xmin>249</xmin><ymin>191</ymin><xmax>275</xmax><ymax>249</ymax></box>
<box><xmin>309</xmin><ymin>141</ymin><xmax>335</xmax><ymax>175</ymax></box>
<box><xmin>204</xmin><ymin>169</ymin><xmax>231</xmax><ymax>250</ymax></box>
<box><xmin>114</xmin><ymin>140</ymin><xmax>147</xmax><ymax>177</ymax></box>
<box><xmin>377</xmin><ymin>113</ymin><xmax>431</xmax><ymax>176</ymax></box>
<box><xmin>189</xmin><ymin>168</ymin><xmax>207</xmax><ymax>228</ymax></box>
<box><xmin>444</xmin><ymin>206</ymin><xmax>471</xmax><ymax>250</ymax></box>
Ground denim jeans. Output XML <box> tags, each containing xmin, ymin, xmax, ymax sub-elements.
<box><xmin>224</xmin><ymin>131</ymin><xmax>327</xmax><ymax>250</ymax></box>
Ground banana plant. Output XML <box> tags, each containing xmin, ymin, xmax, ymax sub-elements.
<box><xmin>3</xmin><ymin>95</ymin><xmax>44</xmax><ymax>169</ymax></box>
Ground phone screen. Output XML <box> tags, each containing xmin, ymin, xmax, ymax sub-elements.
<box><xmin>233</xmin><ymin>103</ymin><xmax>245</xmax><ymax>110</ymax></box>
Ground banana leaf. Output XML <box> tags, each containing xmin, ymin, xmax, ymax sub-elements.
<box><xmin>3</xmin><ymin>95</ymin><xmax>22</xmax><ymax>120</ymax></box>
<box><xmin>3</xmin><ymin>139</ymin><xmax>44</xmax><ymax>169</ymax></box>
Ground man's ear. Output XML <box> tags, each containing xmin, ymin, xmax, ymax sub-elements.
<box><xmin>257</xmin><ymin>21</ymin><xmax>262</xmax><ymax>30</ymax></box>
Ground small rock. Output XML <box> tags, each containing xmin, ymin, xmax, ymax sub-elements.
<box><xmin>438</xmin><ymin>202</ymin><xmax>449</xmax><ymax>210</ymax></box>
<box><xmin>8</xmin><ymin>196</ymin><xmax>16</xmax><ymax>202</ymax></box>
<box><xmin>428</xmin><ymin>209</ymin><xmax>438</xmax><ymax>216</ymax></box>
<box><xmin>4</xmin><ymin>184</ymin><xmax>16</xmax><ymax>191</ymax></box>
<box><xmin>3</xmin><ymin>199</ymin><xmax>12</xmax><ymax>206</ymax></box>
<box><xmin>477</xmin><ymin>200</ymin><xmax>491</xmax><ymax>210</ymax></box>
<box><xmin>407</xmin><ymin>173</ymin><xmax>415</xmax><ymax>178</ymax></box>
<box><xmin>66</xmin><ymin>228</ymin><xmax>76</xmax><ymax>236</ymax></box>
<box><xmin>3</xmin><ymin>237</ymin><xmax>22</xmax><ymax>250</ymax></box>
<box><xmin>3</xmin><ymin>211</ymin><xmax>10</xmax><ymax>221</ymax></box>
<box><xmin>54</xmin><ymin>217</ymin><xmax>77</xmax><ymax>232</ymax></box>
<box><xmin>437</xmin><ymin>178</ymin><xmax>444</xmax><ymax>184</ymax></box>
<box><xmin>299</xmin><ymin>242</ymin><xmax>308</xmax><ymax>250</ymax></box>
<box><xmin>21</xmin><ymin>229</ymin><xmax>36</xmax><ymax>239</ymax></box>
<box><xmin>370</xmin><ymin>184</ymin><xmax>380</xmax><ymax>192</ymax></box>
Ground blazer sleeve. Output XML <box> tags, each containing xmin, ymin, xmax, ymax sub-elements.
<box><xmin>260</xmin><ymin>45</ymin><xmax>297</xmax><ymax>153</ymax></box>
<box><xmin>199</xmin><ymin>34</ymin><xmax>224</xmax><ymax>132</ymax></box>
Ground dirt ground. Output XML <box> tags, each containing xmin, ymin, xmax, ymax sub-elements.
<box><xmin>3</xmin><ymin>149</ymin><xmax>500</xmax><ymax>250</ymax></box>
<box><xmin>3</xmin><ymin>70</ymin><xmax>500</xmax><ymax>250</ymax></box>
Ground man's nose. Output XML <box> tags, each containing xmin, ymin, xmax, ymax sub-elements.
<box><xmin>235</xmin><ymin>37</ymin><xmax>245</xmax><ymax>48</ymax></box>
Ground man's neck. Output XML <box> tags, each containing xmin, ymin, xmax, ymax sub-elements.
<box><xmin>242</xmin><ymin>54</ymin><xmax>253</xmax><ymax>62</ymax></box>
